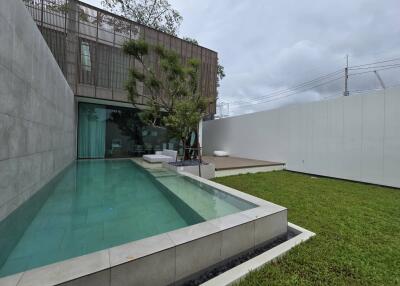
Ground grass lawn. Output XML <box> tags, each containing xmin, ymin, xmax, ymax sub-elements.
<box><xmin>213</xmin><ymin>171</ymin><xmax>400</xmax><ymax>285</ymax></box>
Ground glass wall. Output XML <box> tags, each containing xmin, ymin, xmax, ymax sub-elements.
<box><xmin>78</xmin><ymin>103</ymin><xmax>176</xmax><ymax>159</ymax></box>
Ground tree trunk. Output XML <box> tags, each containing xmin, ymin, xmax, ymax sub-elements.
<box><xmin>181</xmin><ymin>137</ymin><xmax>186</xmax><ymax>161</ymax></box>
<box><xmin>192</xmin><ymin>130</ymin><xmax>199</xmax><ymax>159</ymax></box>
<box><xmin>183</xmin><ymin>133</ymin><xmax>191</xmax><ymax>160</ymax></box>
<box><xmin>196</xmin><ymin>126</ymin><xmax>202</xmax><ymax>177</ymax></box>
<box><xmin>182</xmin><ymin>130</ymin><xmax>200</xmax><ymax>161</ymax></box>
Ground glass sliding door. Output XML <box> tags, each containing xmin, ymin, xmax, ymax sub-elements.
<box><xmin>78</xmin><ymin>102</ymin><xmax>176</xmax><ymax>159</ymax></box>
<box><xmin>78</xmin><ymin>103</ymin><xmax>107</xmax><ymax>159</ymax></box>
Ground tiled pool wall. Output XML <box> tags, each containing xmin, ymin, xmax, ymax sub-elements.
<box><xmin>0</xmin><ymin>168</ymin><xmax>288</xmax><ymax>286</ymax></box>
<box><xmin>108</xmin><ymin>171</ymin><xmax>288</xmax><ymax>285</ymax></box>
<box><xmin>111</xmin><ymin>209</ymin><xmax>287</xmax><ymax>286</ymax></box>
<box><xmin>2</xmin><ymin>207</ymin><xmax>287</xmax><ymax>286</ymax></box>
<box><xmin>137</xmin><ymin>161</ymin><xmax>257</xmax><ymax>221</ymax></box>
<box><xmin>0</xmin><ymin>159</ymin><xmax>257</xmax><ymax>278</ymax></box>
<box><xmin>160</xmin><ymin>182</ymin><xmax>205</xmax><ymax>225</ymax></box>
<box><xmin>146</xmin><ymin>171</ymin><xmax>206</xmax><ymax>226</ymax></box>
<box><xmin>183</xmin><ymin>176</ymin><xmax>258</xmax><ymax>210</ymax></box>
<box><xmin>201</xmin><ymin>222</ymin><xmax>315</xmax><ymax>286</ymax></box>
<box><xmin>0</xmin><ymin>163</ymin><xmax>75</xmax><ymax>273</ymax></box>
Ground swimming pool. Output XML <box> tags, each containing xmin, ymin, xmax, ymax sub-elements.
<box><xmin>0</xmin><ymin>159</ymin><xmax>256</xmax><ymax>278</ymax></box>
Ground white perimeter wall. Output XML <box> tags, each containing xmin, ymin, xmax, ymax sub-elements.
<box><xmin>203</xmin><ymin>87</ymin><xmax>400</xmax><ymax>188</ymax></box>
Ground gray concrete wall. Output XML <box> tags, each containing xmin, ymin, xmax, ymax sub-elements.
<box><xmin>203</xmin><ymin>87</ymin><xmax>400</xmax><ymax>188</ymax></box>
<box><xmin>0</xmin><ymin>0</ymin><xmax>76</xmax><ymax>221</ymax></box>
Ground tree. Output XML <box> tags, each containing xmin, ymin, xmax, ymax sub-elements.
<box><xmin>182</xmin><ymin>37</ymin><xmax>226</xmax><ymax>90</ymax></box>
<box><xmin>101</xmin><ymin>0</ymin><xmax>182</xmax><ymax>36</ymax></box>
<box><xmin>102</xmin><ymin>1</ymin><xmax>226</xmax><ymax>94</ymax></box>
<box><xmin>217</xmin><ymin>64</ymin><xmax>225</xmax><ymax>89</ymax></box>
<box><xmin>123</xmin><ymin>39</ymin><xmax>207</xmax><ymax>159</ymax></box>
<box><xmin>31</xmin><ymin>1</ymin><xmax>90</xmax><ymax>22</ymax></box>
<box><xmin>182</xmin><ymin>37</ymin><xmax>199</xmax><ymax>45</ymax></box>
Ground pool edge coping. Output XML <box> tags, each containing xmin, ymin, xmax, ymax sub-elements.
<box><xmin>0</xmin><ymin>164</ymin><xmax>289</xmax><ymax>286</ymax></box>
<box><xmin>199</xmin><ymin>222</ymin><xmax>316</xmax><ymax>286</ymax></box>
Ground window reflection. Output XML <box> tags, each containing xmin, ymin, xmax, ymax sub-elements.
<box><xmin>80</xmin><ymin>41</ymin><xmax>91</xmax><ymax>72</ymax></box>
<box><xmin>78</xmin><ymin>103</ymin><xmax>177</xmax><ymax>159</ymax></box>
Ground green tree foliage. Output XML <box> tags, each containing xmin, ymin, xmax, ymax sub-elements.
<box><xmin>101</xmin><ymin>0</ymin><xmax>182</xmax><ymax>36</ymax></box>
<box><xmin>182</xmin><ymin>37</ymin><xmax>226</xmax><ymax>90</ymax></box>
<box><xmin>123</xmin><ymin>39</ymin><xmax>207</xmax><ymax>158</ymax></box>
<box><xmin>29</xmin><ymin>0</ymin><xmax>89</xmax><ymax>22</ymax></box>
<box><xmin>217</xmin><ymin>64</ymin><xmax>226</xmax><ymax>88</ymax></box>
<box><xmin>182</xmin><ymin>37</ymin><xmax>199</xmax><ymax>45</ymax></box>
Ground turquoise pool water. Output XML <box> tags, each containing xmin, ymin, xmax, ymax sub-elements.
<box><xmin>0</xmin><ymin>160</ymin><xmax>255</xmax><ymax>277</ymax></box>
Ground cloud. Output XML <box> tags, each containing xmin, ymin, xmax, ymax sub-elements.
<box><xmin>169</xmin><ymin>0</ymin><xmax>400</xmax><ymax>115</ymax></box>
<box><xmin>83</xmin><ymin>0</ymin><xmax>400</xmax><ymax>115</ymax></box>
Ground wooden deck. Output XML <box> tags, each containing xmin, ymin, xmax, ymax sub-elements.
<box><xmin>202</xmin><ymin>156</ymin><xmax>284</xmax><ymax>171</ymax></box>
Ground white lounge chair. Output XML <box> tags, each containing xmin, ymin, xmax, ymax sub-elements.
<box><xmin>143</xmin><ymin>149</ymin><xmax>177</xmax><ymax>163</ymax></box>
<box><xmin>213</xmin><ymin>150</ymin><xmax>229</xmax><ymax>157</ymax></box>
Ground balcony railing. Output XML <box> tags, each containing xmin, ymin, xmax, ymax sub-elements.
<box><xmin>23</xmin><ymin>0</ymin><xmax>218</xmax><ymax>114</ymax></box>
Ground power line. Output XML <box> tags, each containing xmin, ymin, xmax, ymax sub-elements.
<box><xmin>349</xmin><ymin>63</ymin><xmax>400</xmax><ymax>71</ymax></box>
<box><xmin>230</xmin><ymin>68</ymin><xmax>343</xmax><ymax>104</ymax></box>
<box><xmin>230</xmin><ymin>76</ymin><xmax>344</xmax><ymax>109</ymax></box>
<box><xmin>232</xmin><ymin>75</ymin><xmax>344</xmax><ymax>107</ymax></box>
<box><xmin>226</xmin><ymin>56</ymin><xmax>400</xmax><ymax>114</ymax></box>
<box><xmin>349</xmin><ymin>64</ymin><xmax>400</xmax><ymax>76</ymax></box>
<box><xmin>233</xmin><ymin>58</ymin><xmax>400</xmax><ymax>105</ymax></box>
<box><xmin>229</xmin><ymin>68</ymin><xmax>344</xmax><ymax>106</ymax></box>
<box><xmin>349</xmin><ymin>57</ymin><xmax>400</xmax><ymax>69</ymax></box>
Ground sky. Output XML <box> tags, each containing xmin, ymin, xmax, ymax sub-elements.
<box><xmin>83</xmin><ymin>0</ymin><xmax>400</xmax><ymax>116</ymax></box>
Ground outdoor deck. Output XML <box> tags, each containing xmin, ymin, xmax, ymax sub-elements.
<box><xmin>202</xmin><ymin>156</ymin><xmax>284</xmax><ymax>176</ymax></box>
<box><xmin>202</xmin><ymin>156</ymin><xmax>283</xmax><ymax>170</ymax></box>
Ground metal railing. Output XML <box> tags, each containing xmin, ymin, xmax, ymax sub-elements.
<box><xmin>23</xmin><ymin>0</ymin><xmax>218</xmax><ymax>114</ymax></box>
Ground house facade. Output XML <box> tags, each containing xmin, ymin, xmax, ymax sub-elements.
<box><xmin>24</xmin><ymin>0</ymin><xmax>218</xmax><ymax>159</ymax></box>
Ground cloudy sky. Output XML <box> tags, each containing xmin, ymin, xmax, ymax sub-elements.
<box><xmin>84</xmin><ymin>0</ymin><xmax>400</xmax><ymax>115</ymax></box>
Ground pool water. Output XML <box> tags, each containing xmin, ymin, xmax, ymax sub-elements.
<box><xmin>0</xmin><ymin>159</ymin><xmax>255</xmax><ymax>277</ymax></box>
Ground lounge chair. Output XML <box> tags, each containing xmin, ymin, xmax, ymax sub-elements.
<box><xmin>143</xmin><ymin>149</ymin><xmax>177</xmax><ymax>163</ymax></box>
<box><xmin>213</xmin><ymin>150</ymin><xmax>229</xmax><ymax>157</ymax></box>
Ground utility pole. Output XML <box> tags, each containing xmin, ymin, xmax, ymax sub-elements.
<box><xmin>217</xmin><ymin>102</ymin><xmax>230</xmax><ymax>118</ymax></box>
<box><xmin>344</xmin><ymin>54</ymin><xmax>349</xmax><ymax>96</ymax></box>
<box><xmin>374</xmin><ymin>70</ymin><xmax>386</xmax><ymax>90</ymax></box>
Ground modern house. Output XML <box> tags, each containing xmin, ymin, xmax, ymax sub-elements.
<box><xmin>1</xmin><ymin>1</ymin><xmax>397</xmax><ymax>284</ymax></box>
<box><xmin>0</xmin><ymin>0</ymin><xmax>219</xmax><ymax>224</ymax></box>
<box><xmin>24</xmin><ymin>0</ymin><xmax>219</xmax><ymax>159</ymax></box>
<box><xmin>1</xmin><ymin>4</ymin><xmax>298</xmax><ymax>284</ymax></box>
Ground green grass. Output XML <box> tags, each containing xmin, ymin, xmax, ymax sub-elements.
<box><xmin>213</xmin><ymin>171</ymin><xmax>400</xmax><ymax>285</ymax></box>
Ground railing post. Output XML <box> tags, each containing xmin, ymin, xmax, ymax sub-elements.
<box><xmin>40</xmin><ymin>0</ymin><xmax>44</xmax><ymax>31</ymax></box>
<box><xmin>63</xmin><ymin>0</ymin><xmax>68</xmax><ymax>75</ymax></box>
<box><xmin>94</xmin><ymin>9</ymin><xmax>100</xmax><ymax>96</ymax></box>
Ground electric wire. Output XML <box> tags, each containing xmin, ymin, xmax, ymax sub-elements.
<box><xmin>348</xmin><ymin>57</ymin><xmax>400</xmax><ymax>69</ymax></box>
<box><xmin>349</xmin><ymin>64</ymin><xmax>400</xmax><ymax>76</ymax></box>
<box><xmin>227</xmin><ymin>56</ymin><xmax>400</xmax><ymax>113</ymax></box>
<box><xmin>349</xmin><ymin>63</ymin><xmax>400</xmax><ymax>71</ymax></box>
<box><xmin>230</xmin><ymin>76</ymin><xmax>344</xmax><ymax>109</ymax></box>
<box><xmin>229</xmin><ymin>69</ymin><xmax>344</xmax><ymax>106</ymax></box>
